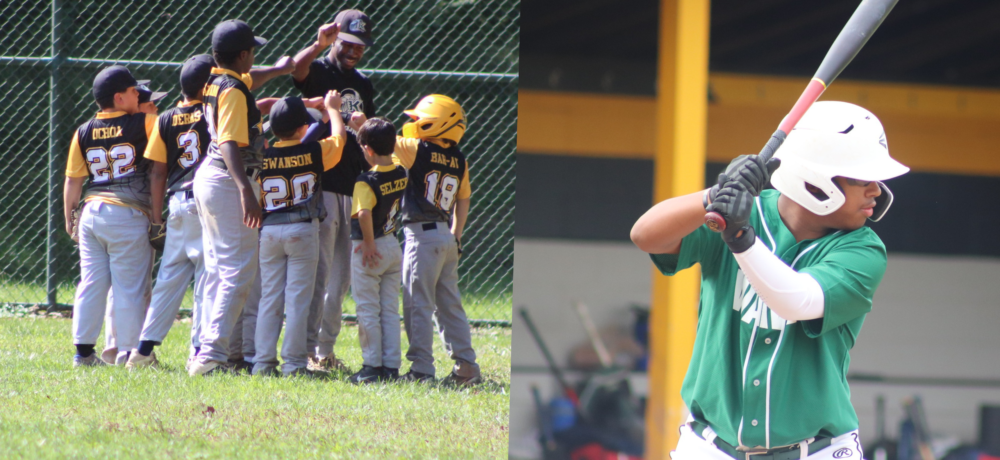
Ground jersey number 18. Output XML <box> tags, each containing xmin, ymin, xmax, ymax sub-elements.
<box><xmin>424</xmin><ymin>171</ymin><xmax>459</xmax><ymax>210</ymax></box>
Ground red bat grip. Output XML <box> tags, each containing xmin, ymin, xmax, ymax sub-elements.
<box><xmin>704</xmin><ymin>130</ymin><xmax>787</xmax><ymax>232</ymax></box>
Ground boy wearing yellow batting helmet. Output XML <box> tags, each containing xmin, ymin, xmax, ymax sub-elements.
<box><xmin>393</xmin><ymin>95</ymin><xmax>480</xmax><ymax>385</ymax></box>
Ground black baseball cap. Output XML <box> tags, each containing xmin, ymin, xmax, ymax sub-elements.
<box><xmin>212</xmin><ymin>19</ymin><xmax>267</xmax><ymax>53</ymax></box>
<box><xmin>334</xmin><ymin>10</ymin><xmax>374</xmax><ymax>47</ymax></box>
<box><xmin>269</xmin><ymin>97</ymin><xmax>313</xmax><ymax>135</ymax></box>
<box><xmin>93</xmin><ymin>65</ymin><xmax>149</xmax><ymax>102</ymax></box>
<box><xmin>137</xmin><ymin>84</ymin><xmax>168</xmax><ymax>104</ymax></box>
<box><xmin>180</xmin><ymin>54</ymin><xmax>215</xmax><ymax>98</ymax></box>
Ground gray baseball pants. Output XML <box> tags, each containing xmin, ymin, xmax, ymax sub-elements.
<box><xmin>229</xmin><ymin>268</ymin><xmax>261</xmax><ymax>362</ymax></box>
<box><xmin>73</xmin><ymin>201</ymin><xmax>154</xmax><ymax>353</ymax></box>
<box><xmin>402</xmin><ymin>221</ymin><xmax>478</xmax><ymax>375</ymax></box>
<box><xmin>193</xmin><ymin>162</ymin><xmax>260</xmax><ymax>364</ymax></box>
<box><xmin>351</xmin><ymin>236</ymin><xmax>403</xmax><ymax>369</ymax></box>
<box><xmin>306</xmin><ymin>191</ymin><xmax>351</xmax><ymax>358</ymax></box>
<box><xmin>138</xmin><ymin>191</ymin><xmax>206</xmax><ymax>346</ymax></box>
<box><xmin>253</xmin><ymin>220</ymin><xmax>320</xmax><ymax>374</ymax></box>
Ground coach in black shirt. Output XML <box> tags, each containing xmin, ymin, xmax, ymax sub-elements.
<box><xmin>292</xmin><ymin>10</ymin><xmax>376</xmax><ymax>122</ymax></box>
<box><xmin>290</xmin><ymin>9</ymin><xmax>377</xmax><ymax>373</ymax></box>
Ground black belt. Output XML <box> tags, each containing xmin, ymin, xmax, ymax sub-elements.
<box><xmin>689</xmin><ymin>421</ymin><xmax>833</xmax><ymax>460</ymax></box>
<box><xmin>169</xmin><ymin>190</ymin><xmax>194</xmax><ymax>200</ymax></box>
<box><xmin>208</xmin><ymin>158</ymin><xmax>260</xmax><ymax>179</ymax></box>
<box><xmin>421</xmin><ymin>222</ymin><xmax>438</xmax><ymax>231</ymax></box>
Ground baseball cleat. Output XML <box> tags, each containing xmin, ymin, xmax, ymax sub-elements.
<box><xmin>73</xmin><ymin>354</ymin><xmax>108</xmax><ymax>368</ymax></box>
<box><xmin>398</xmin><ymin>370</ymin><xmax>435</xmax><ymax>383</ymax></box>
<box><xmin>100</xmin><ymin>347</ymin><xmax>118</xmax><ymax>365</ymax></box>
<box><xmin>348</xmin><ymin>365</ymin><xmax>384</xmax><ymax>384</ymax></box>
<box><xmin>283</xmin><ymin>367</ymin><xmax>320</xmax><ymax>378</ymax></box>
<box><xmin>188</xmin><ymin>359</ymin><xmax>225</xmax><ymax>376</ymax></box>
<box><xmin>442</xmin><ymin>361</ymin><xmax>482</xmax><ymax>386</ymax></box>
<box><xmin>308</xmin><ymin>354</ymin><xmax>351</xmax><ymax>374</ymax></box>
<box><xmin>125</xmin><ymin>351</ymin><xmax>159</xmax><ymax>370</ymax></box>
<box><xmin>228</xmin><ymin>358</ymin><xmax>253</xmax><ymax>375</ymax></box>
<box><xmin>251</xmin><ymin>364</ymin><xmax>280</xmax><ymax>377</ymax></box>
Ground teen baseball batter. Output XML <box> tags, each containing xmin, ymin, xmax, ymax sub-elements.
<box><xmin>630</xmin><ymin>101</ymin><xmax>909</xmax><ymax>458</ymax></box>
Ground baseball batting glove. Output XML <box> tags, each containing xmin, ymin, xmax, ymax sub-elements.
<box><xmin>70</xmin><ymin>208</ymin><xmax>81</xmax><ymax>243</ymax></box>
<box><xmin>148</xmin><ymin>223</ymin><xmax>166</xmax><ymax>252</ymax></box>
<box><xmin>706</xmin><ymin>181</ymin><xmax>756</xmax><ymax>254</ymax></box>
<box><xmin>707</xmin><ymin>154</ymin><xmax>782</xmax><ymax>206</ymax></box>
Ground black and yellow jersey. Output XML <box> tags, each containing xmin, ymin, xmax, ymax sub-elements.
<box><xmin>203</xmin><ymin>67</ymin><xmax>264</xmax><ymax>170</ymax></box>
<box><xmin>142</xmin><ymin>100</ymin><xmax>210</xmax><ymax>193</ymax></box>
<box><xmin>65</xmin><ymin>110</ymin><xmax>157</xmax><ymax>212</ymax></box>
<box><xmin>259</xmin><ymin>135</ymin><xmax>345</xmax><ymax>226</ymax></box>
<box><xmin>393</xmin><ymin>138</ymin><xmax>471</xmax><ymax>225</ymax></box>
<box><xmin>350</xmin><ymin>164</ymin><xmax>408</xmax><ymax>240</ymax></box>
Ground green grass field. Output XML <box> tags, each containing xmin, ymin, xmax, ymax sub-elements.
<box><xmin>0</xmin><ymin>280</ymin><xmax>512</xmax><ymax>323</ymax></box>
<box><xmin>0</xmin><ymin>316</ymin><xmax>510</xmax><ymax>459</ymax></box>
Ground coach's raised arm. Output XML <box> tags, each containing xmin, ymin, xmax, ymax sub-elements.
<box><xmin>290</xmin><ymin>10</ymin><xmax>377</xmax><ymax>126</ymax></box>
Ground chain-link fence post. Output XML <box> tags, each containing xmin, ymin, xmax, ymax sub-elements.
<box><xmin>46</xmin><ymin>0</ymin><xmax>65</xmax><ymax>309</ymax></box>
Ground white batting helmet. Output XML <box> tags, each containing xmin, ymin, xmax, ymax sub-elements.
<box><xmin>770</xmin><ymin>101</ymin><xmax>909</xmax><ymax>221</ymax></box>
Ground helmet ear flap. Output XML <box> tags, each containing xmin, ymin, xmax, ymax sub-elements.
<box><xmin>868</xmin><ymin>181</ymin><xmax>893</xmax><ymax>222</ymax></box>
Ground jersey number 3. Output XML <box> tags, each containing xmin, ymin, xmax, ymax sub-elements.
<box><xmin>86</xmin><ymin>144</ymin><xmax>136</xmax><ymax>183</ymax></box>
<box><xmin>424</xmin><ymin>171</ymin><xmax>459</xmax><ymax>210</ymax></box>
<box><xmin>177</xmin><ymin>131</ymin><xmax>201</xmax><ymax>168</ymax></box>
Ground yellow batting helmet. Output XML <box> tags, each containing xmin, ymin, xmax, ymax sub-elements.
<box><xmin>402</xmin><ymin>94</ymin><xmax>466</xmax><ymax>144</ymax></box>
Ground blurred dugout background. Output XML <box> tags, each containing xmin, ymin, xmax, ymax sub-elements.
<box><xmin>513</xmin><ymin>0</ymin><xmax>1000</xmax><ymax>458</ymax></box>
<box><xmin>0</xmin><ymin>0</ymin><xmax>517</xmax><ymax>323</ymax></box>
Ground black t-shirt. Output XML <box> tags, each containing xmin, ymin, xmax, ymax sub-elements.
<box><xmin>293</xmin><ymin>58</ymin><xmax>377</xmax><ymax>196</ymax></box>
<box><xmin>292</xmin><ymin>56</ymin><xmax>377</xmax><ymax>119</ymax></box>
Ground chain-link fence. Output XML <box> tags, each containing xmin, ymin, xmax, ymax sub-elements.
<box><xmin>0</xmin><ymin>0</ymin><xmax>517</xmax><ymax>324</ymax></box>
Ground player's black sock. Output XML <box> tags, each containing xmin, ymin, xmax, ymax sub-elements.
<box><xmin>76</xmin><ymin>344</ymin><xmax>95</xmax><ymax>357</ymax></box>
<box><xmin>137</xmin><ymin>341</ymin><xmax>156</xmax><ymax>357</ymax></box>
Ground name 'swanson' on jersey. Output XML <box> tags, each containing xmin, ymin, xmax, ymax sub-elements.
<box><xmin>259</xmin><ymin>142</ymin><xmax>326</xmax><ymax>226</ymax></box>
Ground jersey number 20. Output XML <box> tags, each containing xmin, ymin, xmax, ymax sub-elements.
<box><xmin>261</xmin><ymin>173</ymin><xmax>317</xmax><ymax>211</ymax></box>
<box><xmin>424</xmin><ymin>171</ymin><xmax>460</xmax><ymax>210</ymax></box>
<box><xmin>85</xmin><ymin>144</ymin><xmax>136</xmax><ymax>182</ymax></box>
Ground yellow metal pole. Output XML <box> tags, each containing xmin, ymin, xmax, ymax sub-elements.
<box><xmin>646</xmin><ymin>0</ymin><xmax>710</xmax><ymax>457</ymax></box>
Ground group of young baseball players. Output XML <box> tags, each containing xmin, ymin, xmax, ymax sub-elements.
<box><xmin>63</xmin><ymin>10</ymin><xmax>483</xmax><ymax>385</ymax></box>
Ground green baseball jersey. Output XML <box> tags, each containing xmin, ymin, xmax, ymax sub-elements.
<box><xmin>650</xmin><ymin>189</ymin><xmax>887</xmax><ymax>448</ymax></box>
